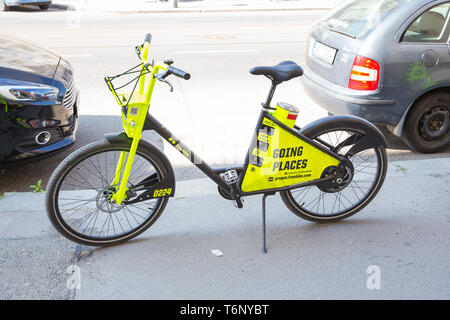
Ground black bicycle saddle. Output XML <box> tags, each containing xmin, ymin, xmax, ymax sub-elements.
<box><xmin>250</xmin><ymin>60</ymin><xmax>303</xmax><ymax>83</ymax></box>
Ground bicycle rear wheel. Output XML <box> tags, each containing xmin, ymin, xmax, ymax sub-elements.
<box><xmin>280</xmin><ymin>126</ymin><xmax>387</xmax><ymax>223</ymax></box>
<box><xmin>46</xmin><ymin>140</ymin><xmax>171</xmax><ymax>246</ymax></box>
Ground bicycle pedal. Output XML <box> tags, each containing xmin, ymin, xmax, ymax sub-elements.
<box><xmin>220</xmin><ymin>169</ymin><xmax>239</xmax><ymax>185</ymax></box>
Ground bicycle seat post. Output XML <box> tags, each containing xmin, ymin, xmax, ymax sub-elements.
<box><xmin>262</xmin><ymin>80</ymin><xmax>279</xmax><ymax>109</ymax></box>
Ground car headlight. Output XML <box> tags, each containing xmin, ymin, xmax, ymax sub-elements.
<box><xmin>9</xmin><ymin>86</ymin><xmax>59</xmax><ymax>102</ymax></box>
<box><xmin>0</xmin><ymin>85</ymin><xmax>59</xmax><ymax>102</ymax></box>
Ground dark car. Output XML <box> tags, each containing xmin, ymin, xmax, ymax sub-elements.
<box><xmin>0</xmin><ymin>35</ymin><xmax>78</xmax><ymax>168</ymax></box>
<box><xmin>303</xmin><ymin>0</ymin><xmax>450</xmax><ymax>153</ymax></box>
<box><xmin>1</xmin><ymin>0</ymin><xmax>52</xmax><ymax>11</ymax></box>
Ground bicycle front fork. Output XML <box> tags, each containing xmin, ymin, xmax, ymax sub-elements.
<box><xmin>111</xmin><ymin>134</ymin><xmax>141</xmax><ymax>204</ymax></box>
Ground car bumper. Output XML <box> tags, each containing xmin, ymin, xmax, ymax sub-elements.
<box><xmin>0</xmin><ymin>89</ymin><xmax>79</xmax><ymax>166</ymax></box>
<box><xmin>0</xmin><ymin>135</ymin><xmax>75</xmax><ymax>168</ymax></box>
<box><xmin>302</xmin><ymin>68</ymin><xmax>405</xmax><ymax>127</ymax></box>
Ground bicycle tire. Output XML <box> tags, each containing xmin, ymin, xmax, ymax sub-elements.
<box><xmin>280</xmin><ymin>125</ymin><xmax>388</xmax><ymax>223</ymax></box>
<box><xmin>46</xmin><ymin>139</ymin><xmax>173</xmax><ymax>246</ymax></box>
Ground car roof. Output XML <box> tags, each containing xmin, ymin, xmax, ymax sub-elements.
<box><xmin>383</xmin><ymin>1</ymin><xmax>446</xmax><ymax>35</ymax></box>
<box><xmin>350</xmin><ymin>0</ymin><xmax>447</xmax><ymax>44</ymax></box>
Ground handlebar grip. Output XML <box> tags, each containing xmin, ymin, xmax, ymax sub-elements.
<box><xmin>144</xmin><ymin>33</ymin><xmax>152</xmax><ymax>44</ymax></box>
<box><xmin>168</xmin><ymin>66</ymin><xmax>191</xmax><ymax>80</ymax></box>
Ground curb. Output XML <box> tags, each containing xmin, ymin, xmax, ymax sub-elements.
<box><xmin>120</xmin><ymin>7</ymin><xmax>331</xmax><ymax>14</ymax></box>
<box><xmin>1</xmin><ymin>158</ymin><xmax>449</xmax><ymax>212</ymax></box>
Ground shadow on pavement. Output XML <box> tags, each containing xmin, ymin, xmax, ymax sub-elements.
<box><xmin>377</xmin><ymin>124</ymin><xmax>450</xmax><ymax>160</ymax></box>
<box><xmin>376</xmin><ymin>125</ymin><xmax>409</xmax><ymax>150</ymax></box>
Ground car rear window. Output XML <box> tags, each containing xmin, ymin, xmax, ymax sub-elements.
<box><xmin>320</xmin><ymin>0</ymin><xmax>410</xmax><ymax>39</ymax></box>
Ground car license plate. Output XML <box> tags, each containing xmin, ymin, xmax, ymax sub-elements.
<box><xmin>312</xmin><ymin>40</ymin><xmax>337</xmax><ymax>65</ymax></box>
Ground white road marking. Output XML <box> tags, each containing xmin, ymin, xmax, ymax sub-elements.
<box><xmin>61</xmin><ymin>54</ymin><xmax>94</xmax><ymax>58</ymax></box>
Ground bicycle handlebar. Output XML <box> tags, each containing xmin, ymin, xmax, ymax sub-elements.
<box><xmin>168</xmin><ymin>66</ymin><xmax>191</xmax><ymax>80</ymax></box>
<box><xmin>144</xmin><ymin>33</ymin><xmax>152</xmax><ymax>44</ymax></box>
<box><xmin>140</xmin><ymin>33</ymin><xmax>190</xmax><ymax>80</ymax></box>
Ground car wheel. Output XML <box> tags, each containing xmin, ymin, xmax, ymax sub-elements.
<box><xmin>39</xmin><ymin>4</ymin><xmax>49</xmax><ymax>10</ymax></box>
<box><xmin>1</xmin><ymin>0</ymin><xmax>9</xmax><ymax>11</ymax></box>
<box><xmin>403</xmin><ymin>92</ymin><xmax>450</xmax><ymax>153</ymax></box>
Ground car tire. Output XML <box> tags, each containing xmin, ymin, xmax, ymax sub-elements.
<box><xmin>403</xmin><ymin>92</ymin><xmax>450</xmax><ymax>153</ymax></box>
<box><xmin>1</xmin><ymin>0</ymin><xmax>9</xmax><ymax>11</ymax></box>
<box><xmin>39</xmin><ymin>4</ymin><xmax>49</xmax><ymax>10</ymax></box>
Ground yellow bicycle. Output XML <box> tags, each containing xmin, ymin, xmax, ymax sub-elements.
<box><xmin>46</xmin><ymin>34</ymin><xmax>388</xmax><ymax>252</ymax></box>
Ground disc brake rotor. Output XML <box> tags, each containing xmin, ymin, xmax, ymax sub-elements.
<box><xmin>96</xmin><ymin>186</ymin><xmax>124</xmax><ymax>213</ymax></box>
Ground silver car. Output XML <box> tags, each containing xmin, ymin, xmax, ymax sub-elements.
<box><xmin>303</xmin><ymin>0</ymin><xmax>450</xmax><ymax>153</ymax></box>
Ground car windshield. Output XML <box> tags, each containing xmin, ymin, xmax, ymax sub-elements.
<box><xmin>320</xmin><ymin>0</ymin><xmax>412</xmax><ymax>38</ymax></box>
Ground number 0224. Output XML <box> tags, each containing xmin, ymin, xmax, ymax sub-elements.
<box><xmin>153</xmin><ymin>188</ymin><xmax>172</xmax><ymax>197</ymax></box>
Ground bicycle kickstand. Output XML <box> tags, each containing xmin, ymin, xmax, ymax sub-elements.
<box><xmin>261</xmin><ymin>193</ymin><xmax>275</xmax><ymax>254</ymax></box>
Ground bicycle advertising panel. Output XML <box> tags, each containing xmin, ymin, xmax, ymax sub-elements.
<box><xmin>241</xmin><ymin>115</ymin><xmax>341</xmax><ymax>193</ymax></box>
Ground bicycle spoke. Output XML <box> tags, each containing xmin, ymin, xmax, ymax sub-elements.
<box><xmin>72</xmin><ymin>170</ymin><xmax>99</xmax><ymax>191</ymax></box>
<box><xmin>62</xmin><ymin>200</ymin><xmax>94</xmax><ymax>219</ymax></box>
<box><xmin>81</xmin><ymin>209</ymin><xmax>100</xmax><ymax>233</ymax></box>
<box><xmin>59</xmin><ymin>198</ymin><xmax>95</xmax><ymax>207</ymax></box>
<box><xmin>292</xmin><ymin>186</ymin><xmax>311</xmax><ymax>201</ymax></box>
<box><xmin>82</xmin><ymin>159</ymin><xmax>105</xmax><ymax>187</ymax></box>
<box><xmin>349</xmin><ymin>184</ymin><xmax>362</xmax><ymax>201</ymax></box>
<box><xmin>113</xmin><ymin>212</ymin><xmax>126</xmax><ymax>234</ymax></box>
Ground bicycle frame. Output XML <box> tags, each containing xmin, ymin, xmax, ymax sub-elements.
<box><xmin>106</xmin><ymin>40</ymin><xmax>346</xmax><ymax>205</ymax></box>
<box><xmin>144</xmin><ymin>109</ymin><xmax>344</xmax><ymax>192</ymax></box>
<box><xmin>108</xmin><ymin>105</ymin><xmax>346</xmax><ymax>204</ymax></box>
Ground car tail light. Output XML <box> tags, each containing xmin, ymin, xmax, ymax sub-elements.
<box><xmin>348</xmin><ymin>55</ymin><xmax>380</xmax><ymax>91</ymax></box>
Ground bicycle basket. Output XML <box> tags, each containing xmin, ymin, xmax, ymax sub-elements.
<box><xmin>104</xmin><ymin>63</ymin><xmax>151</xmax><ymax>109</ymax></box>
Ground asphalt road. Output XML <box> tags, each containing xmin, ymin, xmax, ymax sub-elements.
<box><xmin>0</xmin><ymin>8</ymin><xmax>449</xmax><ymax>193</ymax></box>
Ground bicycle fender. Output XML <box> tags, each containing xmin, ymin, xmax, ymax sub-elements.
<box><xmin>104</xmin><ymin>131</ymin><xmax>132</xmax><ymax>144</ymax></box>
<box><xmin>103</xmin><ymin>131</ymin><xmax>176</xmax><ymax>200</ymax></box>
<box><xmin>299</xmin><ymin>115</ymin><xmax>388</xmax><ymax>156</ymax></box>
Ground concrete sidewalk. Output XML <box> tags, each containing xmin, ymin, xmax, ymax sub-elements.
<box><xmin>52</xmin><ymin>0</ymin><xmax>343</xmax><ymax>13</ymax></box>
<box><xmin>0</xmin><ymin>158</ymin><xmax>449</xmax><ymax>299</ymax></box>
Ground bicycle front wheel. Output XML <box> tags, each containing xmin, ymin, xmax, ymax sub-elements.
<box><xmin>46</xmin><ymin>140</ymin><xmax>171</xmax><ymax>246</ymax></box>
